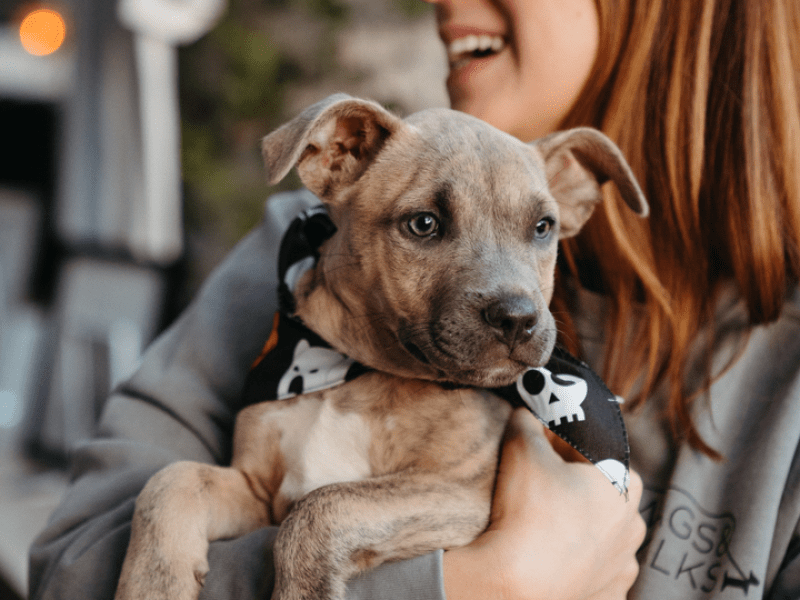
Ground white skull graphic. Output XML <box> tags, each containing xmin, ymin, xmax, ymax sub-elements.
<box><xmin>516</xmin><ymin>367</ymin><xmax>588</xmax><ymax>427</ymax></box>
<box><xmin>277</xmin><ymin>339</ymin><xmax>354</xmax><ymax>399</ymax></box>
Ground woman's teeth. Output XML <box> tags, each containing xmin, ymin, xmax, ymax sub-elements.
<box><xmin>447</xmin><ymin>35</ymin><xmax>506</xmax><ymax>69</ymax></box>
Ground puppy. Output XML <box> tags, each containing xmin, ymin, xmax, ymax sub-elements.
<box><xmin>114</xmin><ymin>95</ymin><xmax>647</xmax><ymax>600</ymax></box>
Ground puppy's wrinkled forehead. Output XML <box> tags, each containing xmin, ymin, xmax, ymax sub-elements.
<box><xmin>366</xmin><ymin>109</ymin><xmax>553</xmax><ymax>222</ymax></box>
<box><xmin>411</xmin><ymin>109</ymin><xmax>545</xmax><ymax>180</ymax></box>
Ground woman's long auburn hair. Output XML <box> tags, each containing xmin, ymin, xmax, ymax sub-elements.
<box><xmin>554</xmin><ymin>0</ymin><xmax>800</xmax><ymax>456</ymax></box>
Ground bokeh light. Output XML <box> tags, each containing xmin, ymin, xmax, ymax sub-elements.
<box><xmin>19</xmin><ymin>8</ymin><xmax>66</xmax><ymax>56</ymax></box>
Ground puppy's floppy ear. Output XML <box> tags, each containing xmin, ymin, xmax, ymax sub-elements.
<box><xmin>532</xmin><ymin>127</ymin><xmax>648</xmax><ymax>238</ymax></box>
<box><xmin>261</xmin><ymin>94</ymin><xmax>402</xmax><ymax>198</ymax></box>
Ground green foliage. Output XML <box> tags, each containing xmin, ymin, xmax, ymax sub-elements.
<box><xmin>211</xmin><ymin>19</ymin><xmax>286</xmax><ymax>120</ymax></box>
<box><xmin>299</xmin><ymin>0</ymin><xmax>349</xmax><ymax>24</ymax></box>
<box><xmin>178</xmin><ymin>0</ymin><xmax>430</xmax><ymax>287</ymax></box>
<box><xmin>393</xmin><ymin>0</ymin><xmax>433</xmax><ymax>19</ymax></box>
<box><xmin>178</xmin><ymin>0</ymin><xmax>331</xmax><ymax>283</ymax></box>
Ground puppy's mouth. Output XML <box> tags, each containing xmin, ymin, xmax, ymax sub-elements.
<box><xmin>447</xmin><ymin>34</ymin><xmax>507</xmax><ymax>71</ymax></box>
<box><xmin>398</xmin><ymin>331</ymin><xmax>535</xmax><ymax>388</ymax></box>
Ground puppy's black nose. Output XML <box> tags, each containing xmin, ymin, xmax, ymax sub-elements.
<box><xmin>483</xmin><ymin>296</ymin><xmax>538</xmax><ymax>349</ymax></box>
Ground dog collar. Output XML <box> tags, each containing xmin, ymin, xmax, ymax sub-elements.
<box><xmin>242</xmin><ymin>206</ymin><xmax>630</xmax><ymax>495</ymax></box>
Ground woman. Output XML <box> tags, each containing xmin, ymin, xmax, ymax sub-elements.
<box><xmin>432</xmin><ymin>1</ymin><xmax>800</xmax><ymax>598</ymax></box>
<box><xmin>30</xmin><ymin>0</ymin><xmax>800</xmax><ymax>599</ymax></box>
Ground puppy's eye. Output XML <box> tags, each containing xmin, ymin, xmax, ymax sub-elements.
<box><xmin>407</xmin><ymin>213</ymin><xmax>440</xmax><ymax>237</ymax></box>
<box><xmin>534</xmin><ymin>217</ymin><xmax>555</xmax><ymax>240</ymax></box>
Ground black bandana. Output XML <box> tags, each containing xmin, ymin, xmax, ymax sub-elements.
<box><xmin>243</xmin><ymin>207</ymin><xmax>630</xmax><ymax>494</ymax></box>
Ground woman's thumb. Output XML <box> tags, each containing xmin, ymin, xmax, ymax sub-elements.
<box><xmin>506</xmin><ymin>407</ymin><xmax>588</xmax><ymax>463</ymax></box>
<box><xmin>489</xmin><ymin>409</ymin><xmax>558</xmax><ymax>524</ymax></box>
<box><xmin>502</xmin><ymin>408</ymin><xmax>561</xmax><ymax>464</ymax></box>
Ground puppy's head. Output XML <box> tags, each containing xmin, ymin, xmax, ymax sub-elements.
<box><xmin>262</xmin><ymin>94</ymin><xmax>647</xmax><ymax>387</ymax></box>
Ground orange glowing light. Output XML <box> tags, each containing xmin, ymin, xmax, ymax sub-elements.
<box><xmin>19</xmin><ymin>8</ymin><xmax>66</xmax><ymax>56</ymax></box>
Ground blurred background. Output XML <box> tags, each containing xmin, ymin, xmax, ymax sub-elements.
<box><xmin>0</xmin><ymin>1</ymin><xmax>447</xmax><ymax>597</ymax></box>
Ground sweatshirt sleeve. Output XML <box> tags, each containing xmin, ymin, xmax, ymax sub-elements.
<box><xmin>767</xmin><ymin>528</ymin><xmax>800</xmax><ymax>600</ymax></box>
<box><xmin>197</xmin><ymin>531</ymin><xmax>446</xmax><ymax>600</ymax></box>
<box><xmin>765</xmin><ymin>442</ymin><xmax>800</xmax><ymax>600</ymax></box>
<box><xmin>27</xmin><ymin>188</ymin><xmax>447</xmax><ymax>600</ymax></box>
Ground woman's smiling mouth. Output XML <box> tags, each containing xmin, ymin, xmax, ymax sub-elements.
<box><xmin>447</xmin><ymin>34</ymin><xmax>507</xmax><ymax>70</ymax></box>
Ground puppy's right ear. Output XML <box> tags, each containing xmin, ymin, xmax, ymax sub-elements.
<box><xmin>532</xmin><ymin>127</ymin><xmax>648</xmax><ymax>239</ymax></box>
<box><xmin>262</xmin><ymin>94</ymin><xmax>402</xmax><ymax>199</ymax></box>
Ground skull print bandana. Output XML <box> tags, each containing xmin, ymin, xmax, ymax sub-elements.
<box><xmin>242</xmin><ymin>206</ymin><xmax>630</xmax><ymax>495</ymax></box>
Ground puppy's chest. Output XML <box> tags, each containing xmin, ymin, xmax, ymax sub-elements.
<box><xmin>276</xmin><ymin>395</ymin><xmax>373</xmax><ymax>505</ymax></box>
<box><xmin>239</xmin><ymin>374</ymin><xmax>507</xmax><ymax>522</ymax></box>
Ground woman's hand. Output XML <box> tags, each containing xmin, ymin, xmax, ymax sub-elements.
<box><xmin>444</xmin><ymin>408</ymin><xmax>646</xmax><ymax>600</ymax></box>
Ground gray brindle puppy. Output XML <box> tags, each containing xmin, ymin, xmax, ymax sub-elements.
<box><xmin>114</xmin><ymin>95</ymin><xmax>647</xmax><ymax>600</ymax></box>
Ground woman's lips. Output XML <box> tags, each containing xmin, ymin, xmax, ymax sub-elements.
<box><xmin>446</xmin><ymin>34</ymin><xmax>507</xmax><ymax>70</ymax></box>
<box><xmin>439</xmin><ymin>25</ymin><xmax>508</xmax><ymax>71</ymax></box>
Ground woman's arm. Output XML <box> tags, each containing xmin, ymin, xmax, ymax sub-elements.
<box><xmin>28</xmin><ymin>190</ymin><xmax>318</xmax><ymax>600</ymax></box>
<box><xmin>444</xmin><ymin>409</ymin><xmax>646</xmax><ymax>600</ymax></box>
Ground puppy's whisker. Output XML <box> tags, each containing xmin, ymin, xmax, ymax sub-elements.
<box><xmin>551</xmin><ymin>319</ymin><xmax>579</xmax><ymax>350</ymax></box>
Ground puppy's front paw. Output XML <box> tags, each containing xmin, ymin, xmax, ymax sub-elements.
<box><xmin>271</xmin><ymin>553</ymin><xmax>346</xmax><ymax>600</ymax></box>
<box><xmin>271</xmin><ymin>514</ymin><xmax>347</xmax><ymax>600</ymax></box>
<box><xmin>271</xmin><ymin>577</ymin><xmax>344</xmax><ymax>600</ymax></box>
<box><xmin>115</xmin><ymin>545</ymin><xmax>209</xmax><ymax>600</ymax></box>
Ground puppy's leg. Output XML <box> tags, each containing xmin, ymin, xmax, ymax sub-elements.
<box><xmin>114</xmin><ymin>461</ymin><xmax>271</xmax><ymax>600</ymax></box>
<box><xmin>272</xmin><ymin>472</ymin><xmax>492</xmax><ymax>600</ymax></box>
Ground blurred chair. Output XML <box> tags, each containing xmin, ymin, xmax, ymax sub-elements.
<box><xmin>0</xmin><ymin>0</ymin><xmax>225</xmax><ymax>464</ymax></box>
<box><xmin>0</xmin><ymin>189</ymin><xmax>43</xmax><ymax>437</ymax></box>
<box><xmin>0</xmin><ymin>3</ymin><xmax>225</xmax><ymax>594</ymax></box>
<box><xmin>26</xmin><ymin>258</ymin><xmax>165</xmax><ymax>458</ymax></box>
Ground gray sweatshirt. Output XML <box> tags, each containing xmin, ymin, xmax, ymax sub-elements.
<box><xmin>29</xmin><ymin>190</ymin><xmax>800</xmax><ymax>600</ymax></box>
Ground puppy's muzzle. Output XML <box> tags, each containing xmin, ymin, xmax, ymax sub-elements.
<box><xmin>395</xmin><ymin>288</ymin><xmax>553</xmax><ymax>387</ymax></box>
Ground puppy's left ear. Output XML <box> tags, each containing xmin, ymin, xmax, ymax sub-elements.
<box><xmin>532</xmin><ymin>127</ymin><xmax>648</xmax><ymax>238</ymax></box>
<box><xmin>261</xmin><ymin>94</ymin><xmax>403</xmax><ymax>199</ymax></box>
